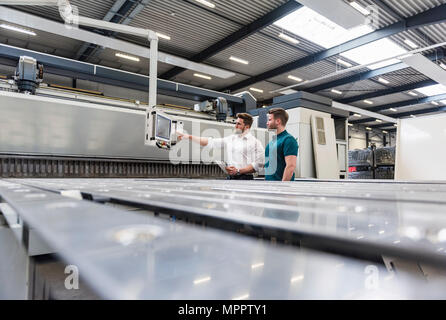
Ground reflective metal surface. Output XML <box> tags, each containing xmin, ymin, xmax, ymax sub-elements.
<box><xmin>11</xmin><ymin>178</ymin><xmax>446</xmax><ymax>267</ymax></box>
<box><xmin>1</xmin><ymin>180</ymin><xmax>446</xmax><ymax>299</ymax></box>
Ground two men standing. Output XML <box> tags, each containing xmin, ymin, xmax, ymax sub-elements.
<box><xmin>178</xmin><ymin>108</ymin><xmax>298</xmax><ymax>181</ymax></box>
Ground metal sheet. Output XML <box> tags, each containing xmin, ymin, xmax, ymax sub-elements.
<box><xmin>3</xmin><ymin>180</ymin><xmax>443</xmax><ymax>299</ymax></box>
<box><xmin>0</xmin><ymin>226</ymin><xmax>28</xmax><ymax>299</ymax></box>
<box><xmin>12</xmin><ymin>178</ymin><xmax>446</xmax><ymax>268</ymax></box>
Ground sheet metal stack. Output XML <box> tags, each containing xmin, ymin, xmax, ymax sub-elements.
<box><xmin>1</xmin><ymin>178</ymin><xmax>446</xmax><ymax>299</ymax></box>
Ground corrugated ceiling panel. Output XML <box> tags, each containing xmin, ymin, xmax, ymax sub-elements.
<box><xmin>9</xmin><ymin>0</ymin><xmax>115</xmax><ymax>21</ymax></box>
<box><xmin>0</xmin><ymin>20</ymin><xmax>84</xmax><ymax>59</ymax></box>
<box><xmin>204</xmin><ymin>32</ymin><xmax>309</xmax><ymax>77</ymax></box>
<box><xmin>420</xmin><ymin>23</ymin><xmax>446</xmax><ymax>43</ymax></box>
<box><xmin>173</xmin><ymin>69</ymin><xmax>249</xmax><ymax>91</ymax></box>
<box><xmin>355</xmin><ymin>0</ymin><xmax>399</xmax><ymax>28</ymax></box>
<box><xmin>127</xmin><ymin>0</ymin><xmax>241</xmax><ymax>58</ymax></box>
<box><xmin>233</xmin><ymin>80</ymin><xmax>287</xmax><ymax>101</ymax></box>
<box><xmin>210</xmin><ymin>0</ymin><xmax>289</xmax><ymax>25</ymax></box>
<box><xmin>380</xmin><ymin>0</ymin><xmax>446</xmax><ymax>18</ymax></box>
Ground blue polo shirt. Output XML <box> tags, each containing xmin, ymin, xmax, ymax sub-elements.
<box><xmin>265</xmin><ymin>130</ymin><xmax>298</xmax><ymax>181</ymax></box>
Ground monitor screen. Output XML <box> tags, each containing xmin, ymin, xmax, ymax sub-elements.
<box><xmin>156</xmin><ymin>114</ymin><xmax>171</xmax><ymax>141</ymax></box>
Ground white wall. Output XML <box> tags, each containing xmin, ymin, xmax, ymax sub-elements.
<box><xmin>395</xmin><ymin>115</ymin><xmax>446</xmax><ymax>181</ymax></box>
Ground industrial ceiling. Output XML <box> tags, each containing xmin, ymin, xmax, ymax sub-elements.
<box><xmin>1</xmin><ymin>0</ymin><xmax>446</xmax><ymax>130</ymax></box>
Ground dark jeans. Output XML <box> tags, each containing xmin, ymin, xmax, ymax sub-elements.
<box><xmin>226</xmin><ymin>174</ymin><xmax>254</xmax><ymax>180</ymax></box>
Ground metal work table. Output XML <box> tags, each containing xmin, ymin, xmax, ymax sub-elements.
<box><xmin>1</xmin><ymin>179</ymin><xmax>446</xmax><ymax>299</ymax></box>
<box><xmin>7</xmin><ymin>178</ymin><xmax>446</xmax><ymax>269</ymax></box>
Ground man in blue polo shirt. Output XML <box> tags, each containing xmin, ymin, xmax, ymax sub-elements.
<box><xmin>264</xmin><ymin>108</ymin><xmax>298</xmax><ymax>181</ymax></box>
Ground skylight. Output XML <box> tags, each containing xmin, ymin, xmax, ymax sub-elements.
<box><xmin>414</xmin><ymin>84</ymin><xmax>446</xmax><ymax>97</ymax></box>
<box><xmin>340</xmin><ymin>38</ymin><xmax>408</xmax><ymax>70</ymax></box>
<box><xmin>274</xmin><ymin>6</ymin><xmax>408</xmax><ymax>70</ymax></box>
<box><xmin>274</xmin><ymin>7</ymin><xmax>372</xmax><ymax>49</ymax></box>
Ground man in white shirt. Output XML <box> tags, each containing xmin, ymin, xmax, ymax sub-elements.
<box><xmin>177</xmin><ymin>113</ymin><xmax>264</xmax><ymax>180</ymax></box>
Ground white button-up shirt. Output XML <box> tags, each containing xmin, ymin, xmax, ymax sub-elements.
<box><xmin>208</xmin><ymin>131</ymin><xmax>265</xmax><ymax>172</ymax></box>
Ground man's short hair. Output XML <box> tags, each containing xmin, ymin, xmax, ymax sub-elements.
<box><xmin>236</xmin><ymin>113</ymin><xmax>253</xmax><ymax>128</ymax></box>
<box><xmin>268</xmin><ymin>108</ymin><xmax>289</xmax><ymax>126</ymax></box>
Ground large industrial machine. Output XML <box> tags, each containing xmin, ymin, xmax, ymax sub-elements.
<box><xmin>0</xmin><ymin>51</ymin><xmax>263</xmax><ymax>179</ymax></box>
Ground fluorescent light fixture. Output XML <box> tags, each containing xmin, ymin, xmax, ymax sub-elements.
<box><xmin>389</xmin><ymin>108</ymin><xmax>397</xmax><ymax>112</ymax></box>
<box><xmin>274</xmin><ymin>7</ymin><xmax>372</xmax><ymax>49</ymax></box>
<box><xmin>394</xmin><ymin>124</ymin><xmax>398</xmax><ymax>127</ymax></box>
<box><xmin>278</xmin><ymin>33</ymin><xmax>300</xmax><ymax>44</ymax></box>
<box><xmin>376</xmin><ymin>119</ymin><xmax>383</xmax><ymax>123</ymax></box>
<box><xmin>348</xmin><ymin>123</ymin><xmax>353</xmax><ymax>127</ymax></box>
<box><xmin>193</xmin><ymin>276</ymin><xmax>211</xmax><ymax>285</ymax></box>
<box><xmin>232</xmin><ymin>294</ymin><xmax>249</xmax><ymax>300</ymax></box>
<box><xmin>229</xmin><ymin>56</ymin><xmax>249</xmax><ymax>65</ymax></box>
<box><xmin>404</xmin><ymin>39</ymin><xmax>418</xmax><ymax>49</ymax></box>
<box><xmin>196</xmin><ymin>0</ymin><xmax>215</xmax><ymax>8</ymax></box>
<box><xmin>383</xmin><ymin>130</ymin><xmax>388</xmax><ymax>133</ymax></box>
<box><xmin>250</xmin><ymin>87</ymin><xmax>264</xmax><ymax>93</ymax></box>
<box><xmin>364</xmin><ymin>100</ymin><xmax>373</xmax><ymax>105</ymax></box>
<box><xmin>410</xmin><ymin>114</ymin><xmax>416</xmax><ymax>118</ymax></box>
<box><xmin>251</xmin><ymin>263</ymin><xmax>264</xmax><ymax>269</ymax></box>
<box><xmin>408</xmin><ymin>91</ymin><xmax>418</xmax><ymax>96</ymax></box>
<box><xmin>353</xmin><ymin>113</ymin><xmax>362</xmax><ymax>117</ymax></box>
<box><xmin>398</xmin><ymin>53</ymin><xmax>414</xmax><ymax>59</ymax></box>
<box><xmin>366</xmin><ymin>127</ymin><xmax>372</xmax><ymax>130</ymax></box>
<box><xmin>288</xmin><ymin>75</ymin><xmax>303</xmax><ymax>82</ymax></box>
<box><xmin>432</xmin><ymin>101</ymin><xmax>440</xmax><ymax>106</ymax></box>
<box><xmin>194</xmin><ymin>73</ymin><xmax>212</xmax><ymax>80</ymax></box>
<box><xmin>440</xmin><ymin>63</ymin><xmax>446</xmax><ymax>70</ymax></box>
<box><xmin>290</xmin><ymin>275</ymin><xmax>305</xmax><ymax>283</ymax></box>
<box><xmin>349</xmin><ymin>1</ymin><xmax>371</xmax><ymax>16</ymax></box>
<box><xmin>378</xmin><ymin>77</ymin><xmax>390</xmax><ymax>84</ymax></box>
<box><xmin>331</xmin><ymin>89</ymin><xmax>343</xmax><ymax>95</ymax></box>
<box><xmin>279</xmin><ymin>89</ymin><xmax>298</xmax><ymax>95</ymax></box>
<box><xmin>0</xmin><ymin>24</ymin><xmax>36</xmax><ymax>36</ymax></box>
<box><xmin>337</xmin><ymin>59</ymin><xmax>353</xmax><ymax>67</ymax></box>
<box><xmin>115</xmin><ymin>53</ymin><xmax>140</xmax><ymax>62</ymax></box>
<box><xmin>156</xmin><ymin>32</ymin><xmax>171</xmax><ymax>40</ymax></box>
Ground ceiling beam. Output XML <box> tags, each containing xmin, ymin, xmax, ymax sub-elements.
<box><xmin>392</xmin><ymin>106</ymin><xmax>446</xmax><ymax>118</ymax></box>
<box><xmin>372</xmin><ymin>0</ymin><xmax>438</xmax><ymax>45</ymax></box>
<box><xmin>350</xmin><ymin>94</ymin><xmax>446</xmax><ymax>124</ymax></box>
<box><xmin>306</xmin><ymin>52</ymin><xmax>443</xmax><ymax>94</ymax></box>
<box><xmin>160</xmin><ymin>0</ymin><xmax>302</xmax><ymax>80</ymax></box>
<box><xmin>349</xmin><ymin>107</ymin><xmax>446</xmax><ymax>128</ymax></box>
<box><xmin>0</xmin><ymin>43</ymin><xmax>246</xmax><ymax>105</ymax></box>
<box><xmin>338</xmin><ymin>79</ymin><xmax>437</xmax><ymax>104</ymax></box>
<box><xmin>221</xmin><ymin>3</ymin><xmax>446</xmax><ymax>92</ymax></box>
<box><xmin>368</xmin><ymin>93</ymin><xmax>446</xmax><ymax>112</ymax></box>
<box><xmin>76</xmin><ymin>0</ymin><xmax>132</xmax><ymax>61</ymax></box>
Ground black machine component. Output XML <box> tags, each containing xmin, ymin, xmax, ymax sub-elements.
<box><xmin>194</xmin><ymin>97</ymin><xmax>229</xmax><ymax>121</ymax></box>
<box><xmin>215</xmin><ymin>97</ymin><xmax>228</xmax><ymax>121</ymax></box>
<box><xmin>14</xmin><ymin>56</ymin><xmax>43</xmax><ymax>95</ymax></box>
